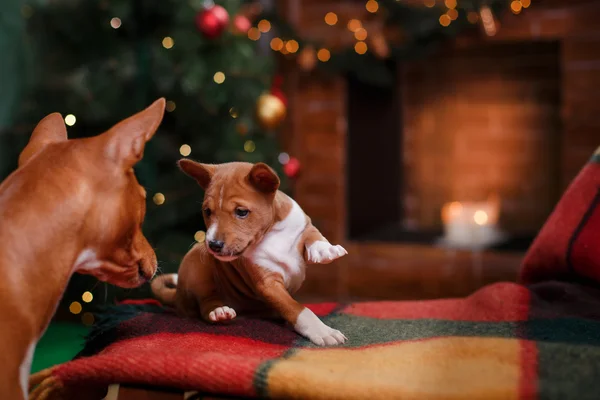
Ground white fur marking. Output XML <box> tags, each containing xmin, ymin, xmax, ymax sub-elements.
<box><xmin>294</xmin><ymin>308</ymin><xmax>347</xmax><ymax>346</ymax></box>
<box><xmin>246</xmin><ymin>199</ymin><xmax>307</xmax><ymax>292</ymax></box>
<box><xmin>20</xmin><ymin>342</ymin><xmax>36</xmax><ymax>398</ymax></box>
<box><xmin>74</xmin><ymin>249</ymin><xmax>102</xmax><ymax>272</ymax></box>
<box><xmin>208</xmin><ymin>306</ymin><xmax>237</xmax><ymax>322</ymax></box>
<box><xmin>206</xmin><ymin>223</ymin><xmax>218</xmax><ymax>242</ymax></box>
<box><xmin>218</xmin><ymin>185</ymin><xmax>224</xmax><ymax>209</ymax></box>
<box><xmin>306</xmin><ymin>241</ymin><xmax>347</xmax><ymax>264</ymax></box>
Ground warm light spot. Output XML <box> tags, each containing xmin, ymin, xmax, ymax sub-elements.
<box><xmin>166</xmin><ymin>100</ymin><xmax>176</xmax><ymax>112</ymax></box>
<box><xmin>280</xmin><ymin>44</ymin><xmax>290</xmax><ymax>55</ymax></box>
<box><xmin>194</xmin><ymin>231</ymin><xmax>206</xmax><ymax>242</ymax></box>
<box><xmin>354</xmin><ymin>27</ymin><xmax>368</xmax><ymax>41</ymax></box>
<box><xmin>153</xmin><ymin>193</ymin><xmax>165</xmax><ymax>205</ymax></box>
<box><xmin>424</xmin><ymin>0</ymin><xmax>436</xmax><ymax>7</ymax></box>
<box><xmin>270</xmin><ymin>37</ymin><xmax>284</xmax><ymax>51</ymax></box>
<box><xmin>467</xmin><ymin>11</ymin><xmax>479</xmax><ymax>24</ymax></box>
<box><xmin>474</xmin><ymin>210</ymin><xmax>489</xmax><ymax>226</ymax></box>
<box><xmin>366</xmin><ymin>0</ymin><xmax>379</xmax><ymax>13</ymax></box>
<box><xmin>325</xmin><ymin>12</ymin><xmax>338</xmax><ymax>26</ymax></box>
<box><xmin>64</xmin><ymin>114</ymin><xmax>76</xmax><ymax>126</ymax></box>
<box><xmin>162</xmin><ymin>36</ymin><xmax>174</xmax><ymax>49</ymax></box>
<box><xmin>257</xmin><ymin>19</ymin><xmax>271</xmax><ymax>33</ymax></box>
<box><xmin>179</xmin><ymin>144</ymin><xmax>192</xmax><ymax>157</ymax></box>
<box><xmin>229</xmin><ymin>107</ymin><xmax>238</xmax><ymax>118</ymax></box>
<box><xmin>439</xmin><ymin>14</ymin><xmax>451</xmax><ymax>27</ymax></box>
<box><xmin>521</xmin><ymin>0</ymin><xmax>531</xmax><ymax>8</ymax></box>
<box><xmin>213</xmin><ymin>71</ymin><xmax>225</xmax><ymax>84</ymax></box>
<box><xmin>247</xmin><ymin>27</ymin><xmax>261</xmax><ymax>41</ymax></box>
<box><xmin>244</xmin><ymin>140</ymin><xmax>256</xmax><ymax>153</ymax></box>
<box><xmin>510</xmin><ymin>0</ymin><xmax>522</xmax><ymax>14</ymax></box>
<box><xmin>354</xmin><ymin>41</ymin><xmax>368</xmax><ymax>54</ymax></box>
<box><xmin>347</xmin><ymin>19</ymin><xmax>362</xmax><ymax>33</ymax></box>
<box><xmin>447</xmin><ymin>8</ymin><xmax>458</xmax><ymax>20</ymax></box>
<box><xmin>82</xmin><ymin>312</ymin><xmax>95</xmax><ymax>326</ymax></box>
<box><xmin>236</xmin><ymin>123</ymin><xmax>248</xmax><ymax>136</ymax></box>
<box><xmin>444</xmin><ymin>0</ymin><xmax>457</xmax><ymax>9</ymax></box>
<box><xmin>448</xmin><ymin>201</ymin><xmax>463</xmax><ymax>217</ymax></box>
<box><xmin>286</xmin><ymin>40</ymin><xmax>299</xmax><ymax>53</ymax></box>
<box><xmin>82</xmin><ymin>291</ymin><xmax>93</xmax><ymax>303</ymax></box>
<box><xmin>278</xmin><ymin>152</ymin><xmax>290</xmax><ymax>164</ymax></box>
<box><xmin>69</xmin><ymin>301</ymin><xmax>82</xmax><ymax>315</ymax></box>
<box><xmin>110</xmin><ymin>17</ymin><xmax>122</xmax><ymax>29</ymax></box>
<box><xmin>317</xmin><ymin>48</ymin><xmax>331</xmax><ymax>62</ymax></box>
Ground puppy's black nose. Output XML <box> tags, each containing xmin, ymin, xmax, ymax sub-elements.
<box><xmin>208</xmin><ymin>240</ymin><xmax>225</xmax><ymax>253</ymax></box>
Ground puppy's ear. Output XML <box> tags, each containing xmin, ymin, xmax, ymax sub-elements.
<box><xmin>19</xmin><ymin>113</ymin><xmax>68</xmax><ymax>167</ymax></box>
<box><xmin>178</xmin><ymin>159</ymin><xmax>215</xmax><ymax>190</ymax></box>
<box><xmin>104</xmin><ymin>98</ymin><xmax>165</xmax><ymax>169</ymax></box>
<box><xmin>248</xmin><ymin>163</ymin><xmax>280</xmax><ymax>193</ymax></box>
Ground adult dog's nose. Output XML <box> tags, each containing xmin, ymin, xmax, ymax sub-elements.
<box><xmin>208</xmin><ymin>240</ymin><xmax>225</xmax><ymax>253</ymax></box>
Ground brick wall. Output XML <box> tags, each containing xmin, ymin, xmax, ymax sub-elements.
<box><xmin>402</xmin><ymin>41</ymin><xmax>561</xmax><ymax>233</ymax></box>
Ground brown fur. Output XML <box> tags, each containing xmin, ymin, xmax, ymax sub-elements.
<box><xmin>0</xmin><ymin>99</ymin><xmax>165</xmax><ymax>399</ymax></box>
<box><xmin>152</xmin><ymin>161</ymin><xmax>347</xmax><ymax>344</ymax></box>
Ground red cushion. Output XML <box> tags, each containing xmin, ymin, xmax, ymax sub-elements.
<box><xmin>520</xmin><ymin>147</ymin><xmax>600</xmax><ymax>284</ymax></box>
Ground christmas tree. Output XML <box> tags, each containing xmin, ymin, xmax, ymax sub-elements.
<box><xmin>0</xmin><ymin>0</ymin><xmax>290</xmax><ymax>313</ymax></box>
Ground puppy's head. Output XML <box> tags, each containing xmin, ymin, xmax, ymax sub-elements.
<box><xmin>178</xmin><ymin>160</ymin><xmax>280</xmax><ymax>261</ymax></box>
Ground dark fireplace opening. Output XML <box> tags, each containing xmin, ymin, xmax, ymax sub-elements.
<box><xmin>346</xmin><ymin>41</ymin><xmax>562</xmax><ymax>252</ymax></box>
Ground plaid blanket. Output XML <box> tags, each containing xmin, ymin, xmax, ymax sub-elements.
<box><xmin>29</xmin><ymin>149</ymin><xmax>600</xmax><ymax>400</ymax></box>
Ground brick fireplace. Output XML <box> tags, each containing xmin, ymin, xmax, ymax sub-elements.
<box><xmin>279</xmin><ymin>0</ymin><xmax>600</xmax><ymax>301</ymax></box>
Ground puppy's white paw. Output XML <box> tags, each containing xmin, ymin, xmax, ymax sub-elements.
<box><xmin>208</xmin><ymin>306</ymin><xmax>237</xmax><ymax>322</ymax></box>
<box><xmin>306</xmin><ymin>241</ymin><xmax>348</xmax><ymax>264</ymax></box>
<box><xmin>294</xmin><ymin>308</ymin><xmax>347</xmax><ymax>346</ymax></box>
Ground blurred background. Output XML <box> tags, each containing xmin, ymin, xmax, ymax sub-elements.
<box><xmin>1</xmin><ymin>0</ymin><xmax>599</xmax><ymax>366</ymax></box>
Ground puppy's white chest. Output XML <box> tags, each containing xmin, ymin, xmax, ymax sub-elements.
<box><xmin>247</xmin><ymin>200</ymin><xmax>306</xmax><ymax>292</ymax></box>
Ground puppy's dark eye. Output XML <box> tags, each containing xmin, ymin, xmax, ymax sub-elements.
<box><xmin>204</xmin><ymin>208</ymin><xmax>212</xmax><ymax>217</ymax></box>
<box><xmin>235</xmin><ymin>208</ymin><xmax>249</xmax><ymax>218</ymax></box>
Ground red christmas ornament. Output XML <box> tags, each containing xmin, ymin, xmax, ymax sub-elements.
<box><xmin>270</xmin><ymin>75</ymin><xmax>288</xmax><ymax>107</ymax></box>
<box><xmin>232</xmin><ymin>14</ymin><xmax>252</xmax><ymax>35</ymax></box>
<box><xmin>195</xmin><ymin>4</ymin><xmax>230</xmax><ymax>39</ymax></box>
<box><xmin>283</xmin><ymin>157</ymin><xmax>301</xmax><ymax>178</ymax></box>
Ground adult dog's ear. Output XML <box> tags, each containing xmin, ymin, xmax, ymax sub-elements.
<box><xmin>178</xmin><ymin>159</ymin><xmax>216</xmax><ymax>190</ymax></box>
<box><xmin>103</xmin><ymin>98</ymin><xmax>166</xmax><ymax>169</ymax></box>
<box><xmin>19</xmin><ymin>113</ymin><xmax>68</xmax><ymax>167</ymax></box>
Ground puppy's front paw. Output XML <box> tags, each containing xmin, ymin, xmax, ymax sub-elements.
<box><xmin>306</xmin><ymin>241</ymin><xmax>348</xmax><ymax>264</ymax></box>
<box><xmin>208</xmin><ymin>306</ymin><xmax>236</xmax><ymax>322</ymax></box>
<box><xmin>295</xmin><ymin>308</ymin><xmax>347</xmax><ymax>346</ymax></box>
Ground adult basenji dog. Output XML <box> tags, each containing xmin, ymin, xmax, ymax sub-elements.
<box><xmin>152</xmin><ymin>160</ymin><xmax>348</xmax><ymax>346</ymax></box>
<box><xmin>0</xmin><ymin>99</ymin><xmax>165</xmax><ymax>399</ymax></box>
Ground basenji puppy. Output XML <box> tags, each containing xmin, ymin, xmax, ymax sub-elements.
<box><xmin>152</xmin><ymin>160</ymin><xmax>348</xmax><ymax>346</ymax></box>
<box><xmin>0</xmin><ymin>99</ymin><xmax>165</xmax><ymax>399</ymax></box>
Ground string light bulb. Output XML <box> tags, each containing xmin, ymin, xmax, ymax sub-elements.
<box><xmin>444</xmin><ymin>0</ymin><xmax>457</xmax><ymax>9</ymax></box>
<box><xmin>439</xmin><ymin>14</ymin><xmax>451</xmax><ymax>27</ymax></box>
<box><xmin>510</xmin><ymin>0</ymin><xmax>523</xmax><ymax>14</ymax></box>
<box><xmin>166</xmin><ymin>100</ymin><xmax>176</xmax><ymax>112</ymax></box>
<box><xmin>194</xmin><ymin>231</ymin><xmax>206</xmax><ymax>242</ymax></box>
<box><xmin>64</xmin><ymin>114</ymin><xmax>76</xmax><ymax>126</ymax></box>
<box><xmin>162</xmin><ymin>36</ymin><xmax>174</xmax><ymax>49</ymax></box>
<box><xmin>229</xmin><ymin>107</ymin><xmax>238</xmax><ymax>118</ymax></box>
<box><xmin>317</xmin><ymin>48</ymin><xmax>331</xmax><ymax>62</ymax></box>
<box><xmin>521</xmin><ymin>0</ymin><xmax>531</xmax><ymax>8</ymax></box>
<box><xmin>179</xmin><ymin>144</ymin><xmax>191</xmax><ymax>156</ymax></box>
<box><xmin>447</xmin><ymin>8</ymin><xmax>459</xmax><ymax>20</ymax></box>
<box><xmin>355</xmin><ymin>41</ymin><xmax>368</xmax><ymax>54</ymax></box>
<box><xmin>82</xmin><ymin>291</ymin><xmax>93</xmax><ymax>303</ymax></box>
<box><xmin>257</xmin><ymin>19</ymin><xmax>271</xmax><ymax>33</ymax></box>
<box><xmin>355</xmin><ymin>28</ymin><xmax>368</xmax><ymax>41</ymax></box>
<box><xmin>324</xmin><ymin>12</ymin><xmax>338</xmax><ymax>26</ymax></box>
<box><xmin>285</xmin><ymin>40</ymin><xmax>299</xmax><ymax>53</ymax></box>
<box><xmin>347</xmin><ymin>19</ymin><xmax>362</xmax><ymax>33</ymax></box>
<box><xmin>247</xmin><ymin>27</ymin><xmax>261</xmax><ymax>41</ymax></box>
<box><xmin>110</xmin><ymin>17</ymin><xmax>122</xmax><ymax>29</ymax></box>
<box><xmin>270</xmin><ymin>37</ymin><xmax>284</xmax><ymax>51</ymax></box>
<box><xmin>69</xmin><ymin>301</ymin><xmax>82</xmax><ymax>315</ymax></box>
<box><xmin>244</xmin><ymin>140</ymin><xmax>256</xmax><ymax>153</ymax></box>
<box><xmin>213</xmin><ymin>71</ymin><xmax>225</xmax><ymax>84</ymax></box>
<box><xmin>366</xmin><ymin>0</ymin><xmax>379</xmax><ymax>13</ymax></box>
<box><xmin>153</xmin><ymin>193</ymin><xmax>165</xmax><ymax>205</ymax></box>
